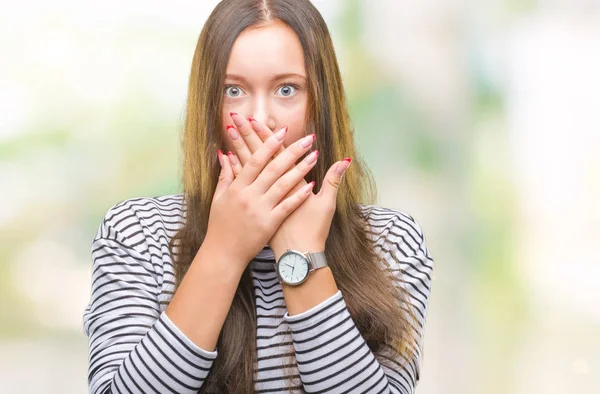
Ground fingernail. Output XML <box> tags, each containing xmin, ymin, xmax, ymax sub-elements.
<box><xmin>304</xmin><ymin>150</ymin><xmax>319</xmax><ymax>165</ymax></box>
<box><xmin>217</xmin><ymin>149</ymin><xmax>224</xmax><ymax>166</ymax></box>
<box><xmin>302</xmin><ymin>181</ymin><xmax>315</xmax><ymax>193</ymax></box>
<box><xmin>300</xmin><ymin>133</ymin><xmax>316</xmax><ymax>148</ymax></box>
<box><xmin>227</xmin><ymin>124</ymin><xmax>240</xmax><ymax>140</ymax></box>
<box><xmin>274</xmin><ymin>126</ymin><xmax>288</xmax><ymax>141</ymax></box>
<box><xmin>336</xmin><ymin>157</ymin><xmax>352</xmax><ymax>176</ymax></box>
<box><xmin>248</xmin><ymin>117</ymin><xmax>256</xmax><ymax>123</ymax></box>
<box><xmin>227</xmin><ymin>151</ymin><xmax>238</xmax><ymax>165</ymax></box>
<box><xmin>230</xmin><ymin>112</ymin><xmax>243</xmax><ymax>127</ymax></box>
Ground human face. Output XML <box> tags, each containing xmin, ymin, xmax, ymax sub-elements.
<box><xmin>221</xmin><ymin>20</ymin><xmax>308</xmax><ymax>153</ymax></box>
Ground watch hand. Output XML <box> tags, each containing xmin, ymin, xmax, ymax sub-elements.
<box><xmin>285</xmin><ymin>263</ymin><xmax>294</xmax><ymax>268</ymax></box>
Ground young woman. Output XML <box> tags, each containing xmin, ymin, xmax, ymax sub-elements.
<box><xmin>83</xmin><ymin>1</ymin><xmax>434</xmax><ymax>393</ymax></box>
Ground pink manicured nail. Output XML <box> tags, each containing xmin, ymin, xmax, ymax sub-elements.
<box><xmin>230</xmin><ymin>112</ymin><xmax>243</xmax><ymax>127</ymax></box>
<box><xmin>300</xmin><ymin>133</ymin><xmax>316</xmax><ymax>148</ymax></box>
<box><xmin>302</xmin><ymin>181</ymin><xmax>315</xmax><ymax>193</ymax></box>
<box><xmin>227</xmin><ymin>124</ymin><xmax>240</xmax><ymax>140</ymax></box>
<box><xmin>227</xmin><ymin>151</ymin><xmax>238</xmax><ymax>165</ymax></box>
<box><xmin>217</xmin><ymin>149</ymin><xmax>224</xmax><ymax>166</ymax></box>
<box><xmin>336</xmin><ymin>157</ymin><xmax>352</xmax><ymax>176</ymax></box>
<box><xmin>274</xmin><ymin>126</ymin><xmax>287</xmax><ymax>141</ymax></box>
<box><xmin>304</xmin><ymin>150</ymin><xmax>319</xmax><ymax>165</ymax></box>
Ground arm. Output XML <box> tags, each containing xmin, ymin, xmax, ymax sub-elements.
<box><xmin>164</xmin><ymin>241</ymin><xmax>245</xmax><ymax>354</ymax></box>
<box><xmin>281</xmin><ymin>211</ymin><xmax>434</xmax><ymax>394</ymax></box>
<box><xmin>83</xmin><ymin>208</ymin><xmax>243</xmax><ymax>394</ymax></box>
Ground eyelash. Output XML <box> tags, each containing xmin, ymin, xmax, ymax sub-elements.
<box><xmin>224</xmin><ymin>83</ymin><xmax>300</xmax><ymax>97</ymax></box>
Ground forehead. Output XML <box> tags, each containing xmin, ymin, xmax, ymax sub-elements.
<box><xmin>226</xmin><ymin>21</ymin><xmax>306</xmax><ymax>79</ymax></box>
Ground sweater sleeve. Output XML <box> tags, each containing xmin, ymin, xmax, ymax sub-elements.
<box><xmin>82</xmin><ymin>208</ymin><xmax>217</xmax><ymax>394</ymax></box>
<box><xmin>282</xmin><ymin>210</ymin><xmax>434</xmax><ymax>394</ymax></box>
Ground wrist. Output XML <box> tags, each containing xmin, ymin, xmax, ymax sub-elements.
<box><xmin>274</xmin><ymin>244</ymin><xmax>325</xmax><ymax>262</ymax></box>
<box><xmin>282</xmin><ymin>266</ymin><xmax>338</xmax><ymax>315</ymax></box>
<box><xmin>195</xmin><ymin>241</ymin><xmax>246</xmax><ymax>280</ymax></box>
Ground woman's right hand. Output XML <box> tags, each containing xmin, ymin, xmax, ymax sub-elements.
<box><xmin>203</xmin><ymin>127</ymin><xmax>318</xmax><ymax>269</ymax></box>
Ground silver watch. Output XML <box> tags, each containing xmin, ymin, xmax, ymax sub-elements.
<box><xmin>275</xmin><ymin>249</ymin><xmax>328</xmax><ymax>286</ymax></box>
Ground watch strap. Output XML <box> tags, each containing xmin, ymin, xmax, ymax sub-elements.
<box><xmin>306</xmin><ymin>251</ymin><xmax>328</xmax><ymax>271</ymax></box>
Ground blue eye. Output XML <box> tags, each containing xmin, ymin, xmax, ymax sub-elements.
<box><xmin>276</xmin><ymin>84</ymin><xmax>298</xmax><ymax>97</ymax></box>
<box><xmin>225</xmin><ymin>85</ymin><xmax>244</xmax><ymax>98</ymax></box>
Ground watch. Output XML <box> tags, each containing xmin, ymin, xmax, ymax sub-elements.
<box><xmin>275</xmin><ymin>249</ymin><xmax>328</xmax><ymax>286</ymax></box>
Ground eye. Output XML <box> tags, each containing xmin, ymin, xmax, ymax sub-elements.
<box><xmin>276</xmin><ymin>84</ymin><xmax>299</xmax><ymax>97</ymax></box>
<box><xmin>224</xmin><ymin>85</ymin><xmax>245</xmax><ymax>98</ymax></box>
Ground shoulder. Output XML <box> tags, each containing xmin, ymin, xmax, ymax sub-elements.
<box><xmin>359</xmin><ymin>203</ymin><xmax>429</xmax><ymax>255</ymax></box>
<box><xmin>95</xmin><ymin>193</ymin><xmax>186</xmax><ymax>254</ymax></box>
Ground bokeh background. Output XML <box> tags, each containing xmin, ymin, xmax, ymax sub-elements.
<box><xmin>1</xmin><ymin>0</ymin><xmax>599</xmax><ymax>393</ymax></box>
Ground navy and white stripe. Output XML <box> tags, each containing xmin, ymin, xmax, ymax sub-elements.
<box><xmin>82</xmin><ymin>194</ymin><xmax>434</xmax><ymax>393</ymax></box>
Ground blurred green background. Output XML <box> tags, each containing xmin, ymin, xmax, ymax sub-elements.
<box><xmin>1</xmin><ymin>0</ymin><xmax>599</xmax><ymax>393</ymax></box>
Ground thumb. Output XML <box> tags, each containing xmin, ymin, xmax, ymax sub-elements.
<box><xmin>214</xmin><ymin>149</ymin><xmax>234</xmax><ymax>199</ymax></box>
<box><xmin>318</xmin><ymin>157</ymin><xmax>352</xmax><ymax>200</ymax></box>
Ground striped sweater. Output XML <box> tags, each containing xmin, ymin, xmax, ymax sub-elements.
<box><xmin>82</xmin><ymin>193</ymin><xmax>434</xmax><ymax>393</ymax></box>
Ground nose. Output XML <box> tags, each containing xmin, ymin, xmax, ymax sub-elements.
<box><xmin>251</xmin><ymin>98</ymin><xmax>276</xmax><ymax>132</ymax></box>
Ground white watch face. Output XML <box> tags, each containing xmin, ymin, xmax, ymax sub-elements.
<box><xmin>277</xmin><ymin>252</ymin><xmax>309</xmax><ymax>285</ymax></box>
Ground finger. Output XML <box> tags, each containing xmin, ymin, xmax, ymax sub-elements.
<box><xmin>253</xmin><ymin>133</ymin><xmax>316</xmax><ymax>194</ymax></box>
<box><xmin>249</xmin><ymin>118</ymin><xmax>286</xmax><ymax>157</ymax></box>
<box><xmin>248</xmin><ymin>117</ymin><xmax>270</xmax><ymax>141</ymax></box>
<box><xmin>214</xmin><ymin>149</ymin><xmax>234</xmax><ymax>199</ymax></box>
<box><xmin>230</xmin><ymin>112</ymin><xmax>264</xmax><ymax>161</ymax></box>
<box><xmin>235</xmin><ymin>126</ymin><xmax>288</xmax><ymax>187</ymax></box>
<box><xmin>317</xmin><ymin>157</ymin><xmax>352</xmax><ymax>201</ymax></box>
<box><xmin>265</xmin><ymin>149</ymin><xmax>318</xmax><ymax>206</ymax></box>
<box><xmin>272</xmin><ymin>181</ymin><xmax>315</xmax><ymax>223</ymax></box>
<box><xmin>227</xmin><ymin>151</ymin><xmax>242</xmax><ymax>177</ymax></box>
<box><xmin>226</xmin><ymin>124</ymin><xmax>252</xmax><ymax>164</ymax></box>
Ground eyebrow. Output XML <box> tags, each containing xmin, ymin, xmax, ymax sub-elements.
<box><xmin>225</xmin><ymin>73</ymin><xmax>306</xmax><ymax>83</ymax></box>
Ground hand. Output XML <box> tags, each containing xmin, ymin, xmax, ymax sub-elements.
<box><xmin>225</xmin><ymin>113</ymin><xmax>352</xmax><ymax>260</ymax></box>
<box><xmin>204</xmin><ymin>126</ymin><xmax>318</xmax><ymax>270</ymax></box>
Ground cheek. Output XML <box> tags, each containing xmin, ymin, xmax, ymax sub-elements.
<box><xmin>219</xmin><ymin>124</ymin><xmax>235</xmax><ymax>154</ymax></box>
<box><xmin>221</xmin><ymin>106</ymin><xmax>233</xmax><ymax>129</ymax></box>
<box><xmin>221</xmin><ymin>106</ymin><xmax>240</xmax><ymax>152</ymax></box>
<box><xmin>221</xmin><ymin>100</ymin><xmax>247</xmax><ymax>126</ymax></box>
<box><xmin>283</xmin><ymin>113</ymin><xmax>307</xmax><ymax>146</ymax></box>
<box><xmin>283</xmin><ymin>128</ymin><xmax>305</xmax><ymax>148</ymax></box>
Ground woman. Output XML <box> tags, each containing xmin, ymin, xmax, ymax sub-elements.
<box><xmin>83</xmin><ymin>0</ymin><xmax>434</xmax><ymax>393</ymax></box>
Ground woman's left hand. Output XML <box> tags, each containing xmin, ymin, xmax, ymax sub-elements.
<box><xmin>225</xmin><ymin>113</ymin><xmax>352</xmax><ymax>259</ymax></box>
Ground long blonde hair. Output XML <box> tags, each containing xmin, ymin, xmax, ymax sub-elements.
<box><xmin>169</xmin><ymin>1</ymin><xmax>419</xmax><ymax>392</ymax></box>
